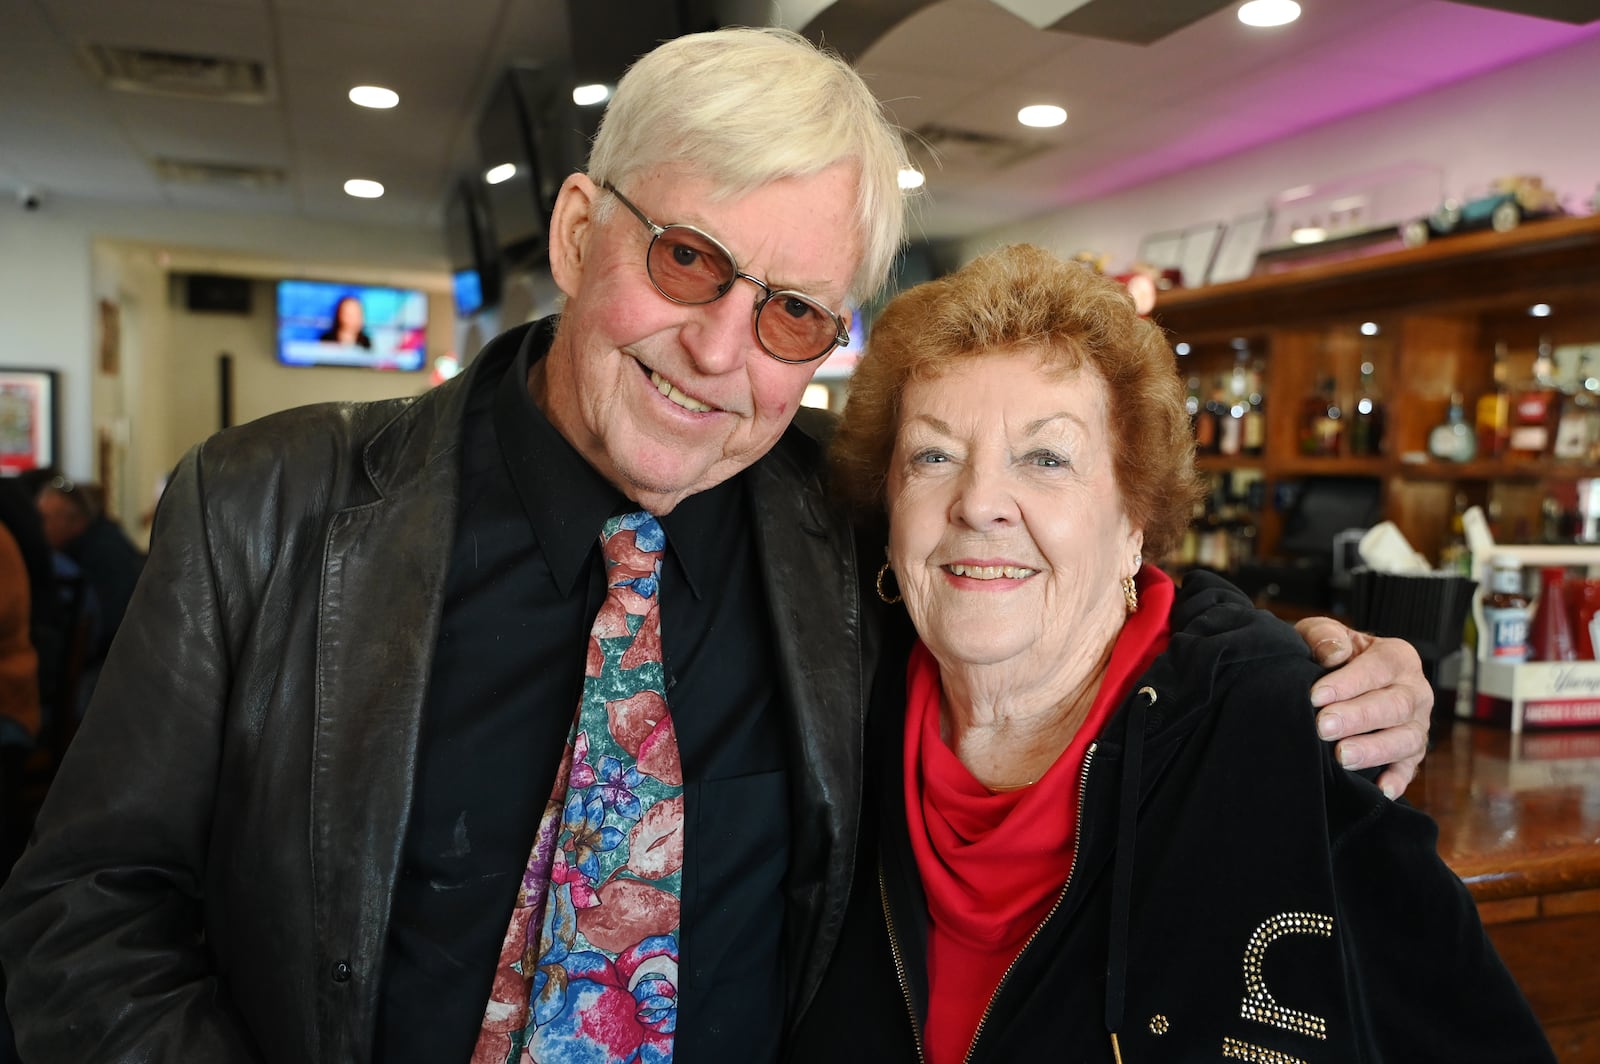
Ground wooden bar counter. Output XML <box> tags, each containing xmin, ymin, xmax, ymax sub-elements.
<box><xmin>1410</xmin><ymin>722</ymin><xmax>1600</xmax><ymax>1062</ymax></box>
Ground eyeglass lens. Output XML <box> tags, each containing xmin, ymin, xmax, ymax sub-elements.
<box><xmin>646</xmin><ymin>227</ymin><xmax>841</xmax><ymax>364</ymax></box>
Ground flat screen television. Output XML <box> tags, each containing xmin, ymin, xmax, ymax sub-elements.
<box><xmin>445</xmin><ymin>177</ymin><xmax>501</xmax><ymax>317</ymax></box>
<box><xmin>276</xmin><ymin>280</ymin><xmax>429</xmax><ymax>371</ymax></box>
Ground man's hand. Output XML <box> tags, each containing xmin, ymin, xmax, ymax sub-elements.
<box><xmin>1294</xmin><ymin>616</ymin><xmax>1432</xmax><ymax>800</ymax></box>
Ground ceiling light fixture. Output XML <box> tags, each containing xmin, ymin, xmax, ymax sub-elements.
<box><xmin>898</xmin><ymin>167</ymin><xmax>925</xmax><ymax>190</ymax></box>
<box><xmin>344</xmin><ymin>178</ymin><xmax>384</xmax><ymax>199</ymax></box>
<box><xmin>1289</xmin><ymin>225</ymin><xmax>1326</xmax><ymax>244</ymax></box>
<box><xmin>572</xmin><ymin>83</ymin><xmax>610</xmax><ymax>106</ymax></box>
<box><xmin>1360</xmin><ymin>321</ymin><xmax>1380</xmax><ymax>336</ymax></box>
<box><xmin>485</xmin><ymin>163</ymin><xmax>517</xmax><ymax>185</ymax></box>
<box><xmin>348</xmin><ymin>85</ymin><xmax>399</xmax><ymax>109</ymax></box>
<box><xmin>1017</xmin><ymin>104</ymin><xmax>1067</xmax><ymax>128</ymax></box>
<box><xmin>1529</xmin><ymin>303</ymin><xmax>1553</xmax><ymax>317</ymax></box>
<box><xmin>1238</xmin><ymin>0</ymin><xmax>1301</xmax><ymax>28</ymax></box>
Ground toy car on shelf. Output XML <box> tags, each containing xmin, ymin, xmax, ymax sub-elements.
<box><xmin>1401</xmin><ymin>175</ymin><xmax>1565</xmax><ymax>247</ymax></box>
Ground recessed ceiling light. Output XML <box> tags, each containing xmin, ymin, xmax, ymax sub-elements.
<box><xmin>1238</xmin><ymin>0</ymin><xmax>1301</xmax><ymax>28</ymax></box>
<box><xmin>485</xmin><ymin>163</ymin><xmax>517</xmax><ymax>185</ymax></box>
<box><xmin>572</xmin><ymin>83</ymin><xmax>611</xmax><ymax>106</ymax></box>
<box><xmin>1289</xmin><ymin>226</ymin><xmax>1326</xmax><ymax>244</ymax></box>
<box><xmin>897</xmin><ymin>167</ymin><xmax>925</xmax><ymax>190</ymax></box>
<box><xmin>1529</xmin><ymin>303</ymin><xmax>1553</xmax><ymax>317</ymax></box>
<box><xmin>344</xmin><ymin>178</ymin><xmax>384</xmax><ymax>199</ymax></box>
<box><xmin>1174</xmin><ymin>342</ymin><xmax>1192</xmax><ymax>356</ymax></box>
<box><xmin>348</xmin><ymin>85</ymin><xmax>399</xmax><ymax>109</ymax></box>
<box><xmin>1360</xmin><ymin>321</ymin><xmax>1380</xmax><ymax>336</ymax></box>
<box><xmin>1017</xmin><ymin>104</ymin><xmax>1067</xmax><ymax>128</ymax></box>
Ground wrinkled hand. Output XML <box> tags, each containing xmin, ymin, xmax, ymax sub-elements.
<box><xmin>1294</xmin><ymin>616</ymin><xmax>1432</xmax><ymax>800</ymax></box>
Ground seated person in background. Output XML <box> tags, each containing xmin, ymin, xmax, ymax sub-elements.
<box><xmin>0</xmin><ymin>478</ymin><xmax>61</xmax><ymax>721</ymax></box>
<box><xmin>0</xmin><ymin>522</ymin><xmax>40</xmax><ymax>748</ymax></box>
<box><xmin>319</xmin><ymin>294</ymin><xmax>372</xmax><ymax>349</ymax></box>
<box><xmin>34</xmin><ymin>477</ymin><xmax>142</xmax><ymax>678</ymax></box>
<box><xmin>0</xmin><ymin>521</ymin><xmax>42</xmax><ymax>875</ymax></box>
<box><xmin>794</xmin><ymin>244</ymin><xmax>1552</xmax><ymax>1063</ymax></box>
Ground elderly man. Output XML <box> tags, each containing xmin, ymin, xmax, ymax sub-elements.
<box><xmin>0</xmin><ymin>26</ymin><xmax>1430</xmax><ymax>1064</ymax></box>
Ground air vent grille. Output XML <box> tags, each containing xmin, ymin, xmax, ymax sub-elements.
<box><xmin>83</xmin><ymin>44</ymin><xmax>273</xmax><ymax>103</ymax></box>
<box><xmin>909</xmin><ymin>124</ymin><xmax>1052</xmax><ymax>172</ymax></box>
<box><xmin>152</xmin><ymin>158</ymin><xmax>287</xmax><ymax>189</ymax></box>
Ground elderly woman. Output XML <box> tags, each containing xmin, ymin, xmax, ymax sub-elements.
<box><xmin>792</xmin><ymin>245</ymin><xmax>1551</xmax><ymax>1062</ymax></box>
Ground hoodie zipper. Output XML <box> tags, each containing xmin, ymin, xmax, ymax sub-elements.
<box><xmin>963</xmin><ymin>742</ymin><xmax>1099</xmax><ymax>1063</ymax></box>
<box><xmin>879</xmin><ymin>742</ymin><xmax>1101</xmax><ymax>1064</ymax></box>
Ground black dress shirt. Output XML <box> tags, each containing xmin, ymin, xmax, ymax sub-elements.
<box><xmin>374</xmin><ymin>323</ymin><xmax>791</xmax><ymax>1062</ymax></box>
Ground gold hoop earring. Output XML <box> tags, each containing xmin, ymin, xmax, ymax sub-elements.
<box><xmin>1123</xmin><ymin>575</ymin><xmax>1139</xmax><ymax>614</ymax></box>
<box><xmin>876</xmin><ymin>562</ymin><xmax>902</xmax><ymax>605</ymax></box>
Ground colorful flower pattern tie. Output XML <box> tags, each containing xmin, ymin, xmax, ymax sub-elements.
<box><xmin>475</xmin><ymin>511</ymin><xmax>682</xmax><ymax>1064</ymax></box>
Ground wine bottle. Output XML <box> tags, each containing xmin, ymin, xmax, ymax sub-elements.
<box><xmin>1427</xmin><ymin>392</ymin><xmax>1476</xmax><ymax>462</ymax></box>
<box><xmin>1350</xmin><ymin>359</ymin><xmax>1385</xmax><ymax>457</ymax></box>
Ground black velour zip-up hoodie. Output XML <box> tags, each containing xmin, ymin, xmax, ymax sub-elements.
<box><xmin>789</xmin><ymin>570</ymin><xmax>1553</xmax><ymax>1064</ymax></box>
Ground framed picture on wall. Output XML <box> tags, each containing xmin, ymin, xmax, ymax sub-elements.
<box><xmin>1177</xmin><ymin>221</ymin><xmax>1225</xmax><ymax>288</ymax></box>
<box><xmin>1207</xmin><ymin>212</ymin><xmax>1273</xmax><ymax>286</ymax></box>
<box><xmin>0</xmin><ymin>367</ymin><xmax>60</xmax><ymax>475</ymax></box>
<box><xmin>1136</xmin><ymin>229</ymin><xmax>1184</xmax><ymax>272</ymax></box>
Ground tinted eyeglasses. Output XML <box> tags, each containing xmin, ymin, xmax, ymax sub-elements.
<box><xmin>602</xmin><ymin>182</ymin><xmax>850</xmax><ymax>365</ymax></box>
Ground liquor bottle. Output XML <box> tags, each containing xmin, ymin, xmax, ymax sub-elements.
<box><xmin>1528</xmin><ymin>566</ymin><xmax>1576</xmax><ymax>662</ymax></box>
<box><xmin>1185</xmin><ymin>375</ymin><xmax>1205</xmax><ymax>446</ymax></box>
<box><xmin>1439</xmin><ymin>492</ymin><xmax>1472</xmax><ymax>574</ymax></box>
<box><xmin>1553</xmin><ymin>347</ymin><xmax>1593</xmax><ymax>462</ymax></box>
<box><xmin>1242</xmin><ymin>357</ymin><xmax>1267</xmax><ymax>457</ymax></box>
<box><xmin>1349</xmin><ymin>359</ymin><xmax>1385</xmax><ymax>457</ymax></box>
<box><xmin>1217</xmin><ymin>368</ymin><xmax>1244</xmax><ymax>457</ymax></box>
<box><xmin>1507</xmin><ymin>336</ymin><xmax>1560</xmax><ymax>458</ymax></box>
<box><xmin>1554</xmin><ymin>349</ymin><xmax>1600</xmax><ymax>463</ymax></box>
<box><xmin>1426</xmin><ymin>392</ymin><xmax>1476</xmax><ymax>462</ymax></box>
<box><xmin>1299</xmin><ymin>375</ymin><xmax>1342</xmax><ymax>456</ymax></box>
<box><xmin>1191</xmin><ymin>376</ymin><xmax>1216</xmax><ymax>455</ymax></box>
<box><xmin>1581</xmin><ymin>352</ymin><xmax>1600</xmax><ymax>463</ymax></box>
<box><xmin>1474</xmin><ymin>341</ymin><xmax>1511</xmax><ymax>459</ymax></box>
<box><xmin>1482</xmin><ymin>555</ymin><xmax>1531</xmax><ymax>662</ymax></box>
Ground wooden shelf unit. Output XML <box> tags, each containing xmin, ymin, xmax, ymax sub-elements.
<box><xmin>1157</xmin><ymin>213</ymin><xmax>1600</xmax><ymax>569</ymax></box>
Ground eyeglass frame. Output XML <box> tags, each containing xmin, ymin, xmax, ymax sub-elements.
<box><xmin>600</xmin><ymin>181</ymin><xmax>851</xmax><ymax>365</ymax></box>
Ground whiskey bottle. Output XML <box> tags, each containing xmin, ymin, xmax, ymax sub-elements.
<box><xmin>1508</xmin><ymin>337</ymin><xmax>1560</xmax><ymax>458</ymax></box>
<box><xmin>1242</xmin><ymin>357</ymin><xmax>1267</xmax><ymax>457</ymax></box>
<box><xmin>1349</xmin><ymin>359</ymin><xmax>1385</xmax><ymax>457</ymax></box>
<box><xmin>1299</xmin><ymin>375</ymin><xmax>1342</xmax><ymax>457</ymax></box>
<box><xmin>1474</xmin><ymin>341</ymin><xmax>1510</xmax><ymax>459</ymax></box>
<box><xmin>1427</xmin><ymin>392</ymin><xmax>1476</xmax><ymax>462</ymax></box>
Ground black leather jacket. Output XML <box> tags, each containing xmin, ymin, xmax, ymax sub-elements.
<box><xmin>0</xmin><ymin>321</ymin><xmax>878</xmax><ymax>1062</ymax></box>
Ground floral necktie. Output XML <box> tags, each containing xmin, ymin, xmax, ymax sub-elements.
<box><xmin>475</xmin><ymin>511</ymin><xmax>682</xmax><ymax>1064</ymax></box>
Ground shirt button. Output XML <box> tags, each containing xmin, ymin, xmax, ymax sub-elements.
<box><xmin>331</xmin><ymin>960</ymin><xmax>353</xmax><ymax>983</ymax></box>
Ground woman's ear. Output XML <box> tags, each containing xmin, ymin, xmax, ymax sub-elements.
<box><xmin>548</xmin><ymin>173</ymin><xmax>599</xmax><ymax>299</ymax></box>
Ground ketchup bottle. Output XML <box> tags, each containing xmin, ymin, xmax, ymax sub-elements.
<box><xmin>1528</xmin><ymin>567</ymin><xmax>1576</xmax><ymax>662</ymax></box>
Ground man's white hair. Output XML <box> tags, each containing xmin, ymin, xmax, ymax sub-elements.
<box><xmin>585</xmin><ymin>26</ymin><xmax>910</xmax><ymax>303</ymax></box>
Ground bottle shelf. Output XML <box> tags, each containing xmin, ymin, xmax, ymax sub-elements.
<box><xmin>1159</xmin><ymin>213</ymin><xmax>1600</xmax><ymax>572</ymax></box>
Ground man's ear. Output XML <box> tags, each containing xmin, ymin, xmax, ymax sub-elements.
<box><xmin>548</xmin><ymin>173</ymin><xmax>600</xmax><ymax>299</ymax></box>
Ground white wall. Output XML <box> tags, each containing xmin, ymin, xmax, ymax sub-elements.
<box><xmin>0</xmin><ymin>199</ymin><xmax>449</xmax><ymax>476</ymax></box>
<box><xmin>959</xmin><ymin>31</ymin><xmax>1600</xmax><ymax>270</ymax></box>
<box><xmin>0</xmin><ymin>197</ymin><xmax>453</xmax><ymax>537</ymax></box>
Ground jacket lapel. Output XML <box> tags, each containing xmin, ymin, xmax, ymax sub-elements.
<box><xmin>748</xmin><ymin>422</ymin><xmax>873</xmax><ymax>1022</ymax></box>
<box><xmin>307</xmin><ymin>326</ymin><xmax>529</xmax><ymax>1051</ymax></box>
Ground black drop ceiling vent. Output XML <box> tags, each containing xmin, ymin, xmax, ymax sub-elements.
<box><xmin>1042</xmin><ymin>0</ymin><xmax>1236</xmax><ymax>43</ymax></box>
